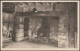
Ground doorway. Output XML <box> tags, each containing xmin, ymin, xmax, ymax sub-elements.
<box><xmin>24</xmin><ymin>18</ymin><xmax>29</xmax><ymax>37</ymax></box>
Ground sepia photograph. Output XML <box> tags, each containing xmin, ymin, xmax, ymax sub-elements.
<box><xmin>0</xmin><ymin>0</ymin><xmax>79</xmax><ymax>50</ymax></box>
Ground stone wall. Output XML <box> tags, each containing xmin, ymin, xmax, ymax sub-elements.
<box><xmin>49</xmin><ymin>17</ymin><xmax>59</xmax><ymax>41</ymax></box>
<box><xmin>68</xmin><ymin>6</ymin><xmax>77</xmax><ymax>48</ymax></box>
<box><xmin>2</xmin><ymin>13</ymin><xmax>14</xmax><ymax>37</ymax></box>
<box><xmin>15</xmin><ymin>2</ymin><xmax>54</xmax><ymax>12</ymax></box>
<box><xmin>58</xmin><ymin>14</ymin><xmax>69</xmax><ymax>48</ymax></box>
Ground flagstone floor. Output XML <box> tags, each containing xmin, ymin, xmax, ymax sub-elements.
<box><xmin>3</xmin><ymin>37</ymin><xmax>58</xmax><ymax>48</ymax></box>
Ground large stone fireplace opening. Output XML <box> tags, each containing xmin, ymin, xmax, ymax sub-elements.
<box><xmin>20</xmin><ymin>16</ymin><xmax>59</xmax><ymax>46</ymax></box>
<box><xmin>37</xmin><ymin>17</ymin><xmax>50</xmax><ymax>38</ymax></box>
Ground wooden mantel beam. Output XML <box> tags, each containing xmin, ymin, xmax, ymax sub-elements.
<box><xmin>15</xmin><ymin>11</ymin><xmax>66</xmax><ymax>17</ymax></box>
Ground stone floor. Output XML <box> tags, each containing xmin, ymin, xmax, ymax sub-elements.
<box><xmin>3</xmin><ymin>37</ymin><xmax>58</xmax><ymax>48</ymax></box>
